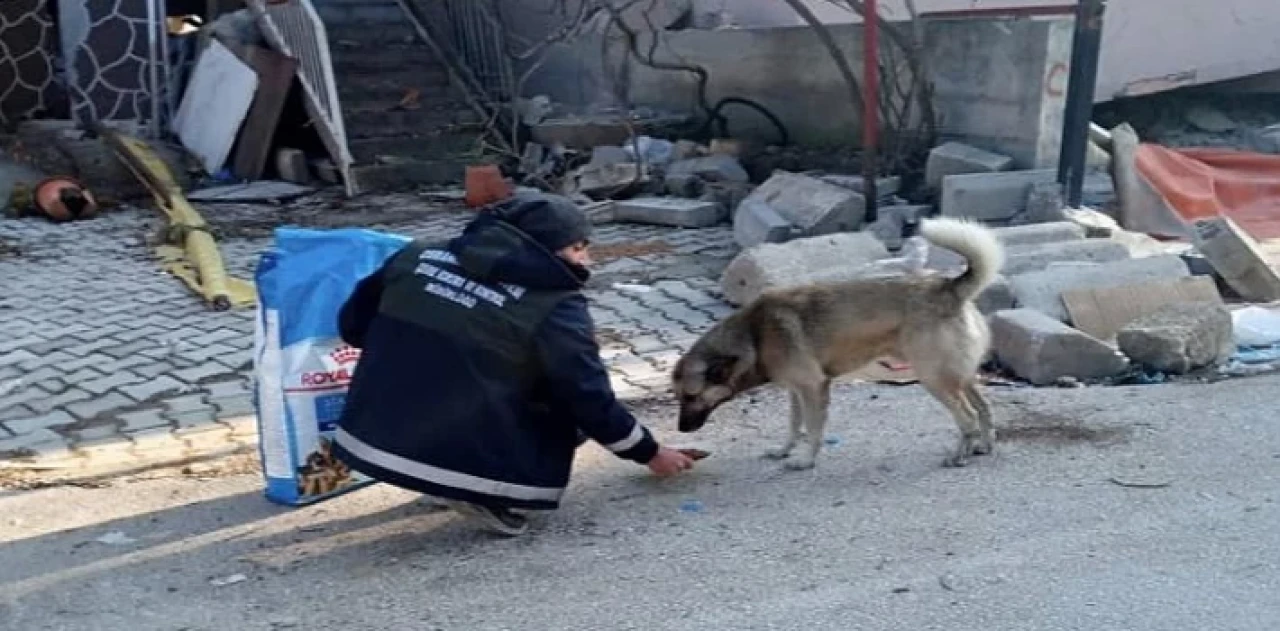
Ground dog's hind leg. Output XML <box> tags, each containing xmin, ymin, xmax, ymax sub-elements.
<box><xmin>784</xmin><ymin>379</ymin><xmax>831</xmax><ymax>471</ymax></box>
<box><xmin>917</xmin><ymin>372</ymin><xmax>984</xmax><ymax>468</ymax></box>
<box><xmin>764</xmin><ymin>390</ymin><xmax>804</xmax><ymax>460</ymax></box>
<box><xmin>964</xmin><ymin>382</ymin><xmax>996</xmax><ymax>455</ymax></box>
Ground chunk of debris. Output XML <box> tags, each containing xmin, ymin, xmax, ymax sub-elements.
<box><xmin>1022</xmin><ymin>180</ymin><xmax>1066</xmax><ymax>223</ymax></box>
<box><xmin>864</xmin><ymin>204</ymin><xmax>930</xmax><ymax>251</ymax></box>
<box><xmin>1117</xmin><ymin>303</ymin><xmax>1233</xmax><ymax>374</ymax></box>
<box><xmin>563</xmin><ymin>162</ymin><xmax>649</xmax><ymax>199</ymax></box>
<box><xmin>720</xmin><ymin>232</ymin><xmax>891</xmax><ymax>305</ymax></box>
<box><xmin>1190</xmin><ymin>216</ymin><xmax>1280</xmax><ymax>302</ymax></box>
<box><xmin>665</xmin><ymin>154</ymin><xmax>749</xmax><ymax>185</ymax></box>
<box><xmin>275</xmin><ymin>148</ymin><xmax>310</xmax><ymax>184</ymax></box>
<box><xmin>1001</xmin><ymin>239</ymin><xmax>1131</xmax><ymax>277</ymax></box>
<box><xmin>1008</xmin><ymin>255</ymin><xmax>1191</xmax><ymax>322</ymax></box>
<box><xmin>733</xmin><ymin>197</ymin><xmax>796</xmax><ymax>247</ymax></box>
<box><xmin>990</xmin><ymin>308</ymin><xmax>1129</xmax><ymax>386</ymax></box>
<box><xmin>940</xmin><ymin>169</ymin><xmax>1057</xmax><ymax>223</ymax></box>
<box><xmin>613</xmin><ymin>197</ymin><xmax>724</xmax><ymax>228</ymax></box>
<box><xmin>925</xmin><ymin>142</ymin><xmax>1015</xmax><ymax>190</ymax></box>
<box><xmin>819</xmin><ymin>174</ymin><xmax>902</xmax><ymax>200</ymax></box>
<box><xmin>927</xmin><ymin>221</ymin><xmax>1086</xmax><ymax>269</ymax></box>
<box><xmin>732</xmin><ymin>171</ymin><xmax>866</xmax><ymax>248</ymax></box>
<box><xmin>1061</xmin><ymin>276</ymin><xmax>1223</xmax><ymax>341</ymax></box>
<box><xmin>1183</xmin><ymin>104</ymin><xmax>1237</xmax><ymax>134</ymax></box>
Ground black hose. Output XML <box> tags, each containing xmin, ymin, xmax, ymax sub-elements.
<box><xmin>698</xmin><ymin>96</ymin><xmax>790</xmax><ymax>146</ymax></box>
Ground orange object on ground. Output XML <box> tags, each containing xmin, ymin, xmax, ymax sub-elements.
<box><xmin>464</xmin><ymin>165</ymin><xmax>513</xmax><ymax>208</ymax></box>
<box><xmin>1135</xmin><ymin>145</ymin><xmax>1280</xmax><ymax>240</ymax></box>
<box><xmin>33</xmin><ymin>176</ymin><xmax>99</xmax><ymax>222</ymax></box>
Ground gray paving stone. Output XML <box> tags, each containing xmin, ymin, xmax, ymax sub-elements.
<box><xmin>118</xmin><ymin>375</ymin><xmax>188</xmax><ymax>402</ymax></box>
<box><xmin>208</xmin><ymin>394</ymin><xmax>255</xmax><ymax>419</ymax></box>
<box><xmin>80</xmin><ymin>371</ymin><xmax>146</xmax><ymax>396</ymax></box>
<box><xmin>99</xmin><ymin>339</ymin><xmax>161</xmax><ymax>360</ymax></box>
<box><xmin>0</xmin><ymin>349</ymin><xmax>38</xmax><ymax>366</ymax></box>
<box><xmin>173</xmin><ymin>362</ymin><xmax>239</xmax><ymax>385</ymax></box>
<box><xmin>179</xmin><ymin>343</ymin><xmax>240</xmax><ymax>364</ymax></box>
<box><xmin>203</xmin><ymin>378</ymin><xmax>251</xmax><ymax>399</ymax></box>
<box><xmin>25</xmin><ymin>388</ymin><xmax>94</xmax><ymax>415</ymax></box>
<box><xmin>3</xmin><ymin>410</ymin><xmax>76</xmax><ymax>435</ymax></box>
<box><xmin>164</xmin><ymin>393</ymin><xmax>214</xmax><ymax>415</ymax></box>
<box><xmin>169</xmin><ymin>409</ymin><xmax>221</xmax><ymax>431</ymax></box>
<box><xmin>59</xmin><ymin>355</ymin><xmax>114</xmax><ymax>374</ymax></box>
<box><xmin>73</xmin><ymin>423</ymin><xmax>125</xmax><ymax>443</ymax></box>
<box><xmin>118</xmin><ymin>408</ymin><xmax>172</xmax><ymax>433</ymax></box>
<box><xmin>0</xmin><ymin>428</ymin><xmax>66</xmax><ymax>455</ymax></box>
<box><xmin>66</xmin><ymin>392</ymin><xmax>136</xmax><ymax>420</ymax></box>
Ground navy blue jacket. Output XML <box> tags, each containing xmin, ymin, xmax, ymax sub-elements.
<box><xmin>332</xmin><ymin>213</ymin><xmax>659</xmax><ymax>510</ymax></box>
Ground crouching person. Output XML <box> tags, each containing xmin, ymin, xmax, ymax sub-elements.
<box><xmin>332</xmin><ymin>192</ymin><xmax>695</xmax><ymax>536</ymax></box>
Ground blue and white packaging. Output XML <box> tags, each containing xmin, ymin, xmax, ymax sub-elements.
<box><xmin>253</xmin><ymin>227</ymin><xmax>410</xmax><ymax>506</ymax></box>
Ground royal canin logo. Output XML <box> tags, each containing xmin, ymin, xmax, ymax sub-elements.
<box><xmin>300</xmin><ymin>345</ymin><xmax>362</xmax><ymax>387</ymax></box>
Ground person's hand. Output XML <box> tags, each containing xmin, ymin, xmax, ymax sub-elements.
<box><xmin>647</xmin><ymin>446</ymin><xmax>695</xmax><ymax>477</ymax></box>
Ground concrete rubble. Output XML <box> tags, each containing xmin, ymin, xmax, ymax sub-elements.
<box><xmin>511</xmin><ymin>115</ymin><xmax>1269</xmax><ymax>389</ymax></box>
<box><xmin>990</xmin><ymin>308</ymin><xmax>1130</xmax><ymax>386</ymax></box>
<box><xmin>925</xmin><ymin>141</ymin><xmax>1015</xmax><ymax>191</ymax></box>
<box><xmin>1117</xmin><ymin>303</ymin><xmax>1234</xmax><ymax>374</ymax></box>
<box><xmin>720</xmin><ymin>232</ymin><xmax>890</xmax><ymax>305</ymax></box>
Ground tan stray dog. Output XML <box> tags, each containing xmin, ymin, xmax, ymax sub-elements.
<box><xmin>672</xmin><ymin>217</ymin><xmax>1005</xmax><ymax>470</ymax></box>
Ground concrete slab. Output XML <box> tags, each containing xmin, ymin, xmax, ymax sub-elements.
<box><xmin>720</xmin><ymin>231</ymin><xmax>891</xmax><ymax>305</ymax></box>
<box><xmin>926</xmin><ymin>141</ymin><xmax>1015</xmax><ymax>190</ymax></box>
<box><xmin>614</xmin><ymin>197</ymin><xmax>725</xmax><ymax>228</ymax></box>
<box><xmin>1008</xmin><ymin>255</ymin><xmax>1192</xmax><ymax>322</ymax></box>
<box><xmin>940</xmin><ymin>169</ymin><xmax>1058</xmax><ymax>223</ymax></box>
<box><xmin>990</xmin><ymin>308</ymin><xmax>1130</xmax><ymax>385</ymax></box>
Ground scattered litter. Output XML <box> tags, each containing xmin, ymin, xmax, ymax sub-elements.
<box><xmin>891</xmin><ymin>586</ymin><xmax>911</xmax><ymax>594</ymax></box>
<box><xmin>1218</xmin><ymin>359</ymin><xmax>1280</xmax><ymax>377</ymax></box>
<box><xmin>1109</xmin><ymin>477</ymin><xmax>1172</xmax><ymax>489</ymax></box>
<box><xmin>823</xmin><ymin>435</ymin><xmax>842</xmax><ymax>447</ymax></box>
<box><xmin>187</xmin><ymin>181</ymin><xmax>315</xmax><ymax>203</ymax></box>
<box><xmin>938</xmin><ymin>574</ymin><xmax>959</xmax><ymax>592</ymax></box>
<box><xmin>613</xmin><ymin>283</ymin><xmax>654</xmax><ymax>293</ymax></box>
<box><xmin>1232</xmin><ymin>306</ymin><xmax>1280</xmax><ymax>347</ymax></box>
<box><xmin>94</xmin><ymin>531</ymin><xmax>137</xmax><ymax>546</ymax></box>
<box><xmin>1232</xmin><ymin>345</ymin><xmax>1280</xmax><ymax>365</ymax></box>
<box><xmin>209</xmin><ymin>573</ymin><xmax>249</xmax><ymax>587</ymax></box>
<box><xmin>679</xmin><ymin>499</ymin><xmax>705</xmax><ymax>513</ymax></box>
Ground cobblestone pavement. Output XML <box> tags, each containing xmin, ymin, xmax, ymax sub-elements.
<box><xmin>0</xmin><ymin>192</ymin><xmax>737</xmax><ymax>477</ymax></box>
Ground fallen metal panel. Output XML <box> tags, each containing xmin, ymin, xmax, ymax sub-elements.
<box><xmin>245</xmin><ymin>0</ymin><xmax>357</xmax><ymax>196</ymax></box>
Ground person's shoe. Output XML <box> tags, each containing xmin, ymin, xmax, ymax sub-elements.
<box><xmin>443</xmin><ymin>500</ymin><xmax>529</xmax><ymax>536</ymax></box>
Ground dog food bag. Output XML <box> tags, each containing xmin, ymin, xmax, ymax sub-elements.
<box><xmin>253</xmin><ymin>227</ymin><xmax>410</xmax><ymax>506</ymax></box>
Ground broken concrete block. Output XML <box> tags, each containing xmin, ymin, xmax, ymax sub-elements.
<box><xmin>1002</xmin><ymin>239</ymin><xmax>1131</xmax><ymax>277</ymax></box>
<box><xmin>940</xmin><ymin>169</ymin><xmax>1058</xmax><ymax>223</ymax></box>
<box><xmin>275</xmin><ymin>148</ymin><xmax>309</xmax><ymax>184</ymax></box>
<box><xmin>700</xmin><ymin>181</ymin><xmax>753</xmax><ymax>213</ymax></box>
<box><xmin>1063</xmin><ymin>207</ymin><xmax>1121</xmax><ymax>237</ymax></box>
<box><xmin>565</xmin><ymin>162</ymin><xmax>648</xmax><ymax>199</ymax></box>
<box><xmin>1117</xmin><ymin>303</ymin><xmax>1233</xmax><ymax>374</ymax></box>
<box><xmin>925</xmin><ymin>142</ymin><xmax>1015</xmax><ymax>190</ymax></box>
<box><xmin>1190</xmin><ymin>216</ymin><xmax>1280</xmax><ymax>302</ymax></box>
<box><xmin>819</xmin><ymin>174</ymin><xmax>902</xmax><ymax>199</ymax></box>
<box><xmin>864</xmin><ymin>204</ymin><xmax>931</xmax><ymax>251</ymax></box>
<box><xmin>733</xmin><ymin>197</ymin><xmax>795</xmax><ymax>248</ymax></box>
<box><xmin>665</xmin><ymin>154</ymin><xmax>750</xmax><ymax>184</ymax></box>
<box><xmin>741</xmin><ymin>170</ymin><xmax>867</xmax><ymax>237</ymax></box>
<box><xmin>720</xmin><ymin>232</ymin><xmax>891</xmax><ymax>305</ymax></box>
<box><xmin>977</xmin><ymin>276</ymin><xmax>1016</xmax><ymax>315</ymax></box>
<box><xmin>990</xmin><ymin>308</ymin><xmax>1129</xmax><ymax>386</ymax></box>
<box><xmin>927</xmin><ymin>221</ymin><xmax>1086</xmax><ymax>269</ymax></box>
<box><xmin>590</xmin><ymin>145</ymin><xmax>630</xmax><ymax>166</ymax></box>
<box><xmin>613</xmin><ymin>197</ymin><xmax>724</xmax><ymax>228</ymax></box>
<box><xmin>1008</xmin><ymin>255</ymin><xmax>1191</xmax><ymax>322</ymax></box>
<box><xmin>1023</xmin><ymin>180</ymin><xmax>1066</xmax><ymax>224</ymax></box>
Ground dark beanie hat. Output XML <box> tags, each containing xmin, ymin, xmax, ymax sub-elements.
<box><xmin>486</xmin><ymin>192</ymin><xmax>592</xmax><ymax>252</ymax></box>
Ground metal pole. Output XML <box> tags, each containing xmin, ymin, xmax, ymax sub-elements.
<box><xmin>1057</xmin><ymin>0</ymin><xmax>1106</xmax><ymax>208</ymax></box>
<box><xmin>146</xmin><ymin>0</ymin><xmax>162</xmax><ymax>139</ymax></box>
<box><xmin>862</xmin><ymin>0</ymin><xmax>880</xmax><ymax>223</ymax></box>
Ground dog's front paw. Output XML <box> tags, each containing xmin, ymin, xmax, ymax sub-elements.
<box><xmin>782</xmin><ymin>455</ymin><xmax>816</xmax><ymax>471</ymax></box>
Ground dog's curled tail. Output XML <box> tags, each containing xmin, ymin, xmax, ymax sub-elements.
<box><xmin>918</xmin><ymin>217</ymin><xmax>1005</xmax><ymax>302</ymax></box>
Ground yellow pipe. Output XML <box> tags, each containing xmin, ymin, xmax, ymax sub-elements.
<box><xmin>99</xmin><ymin>129</ymin><xmax>253</xmax><ymax>310</ymax></box>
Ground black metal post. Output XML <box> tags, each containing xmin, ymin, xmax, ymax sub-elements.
<box><xmin>1057</xmin><ymin>0</ymin><xmax>1107</xmax><ymax>208</ymax></box>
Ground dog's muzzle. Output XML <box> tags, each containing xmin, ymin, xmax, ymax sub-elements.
<box><xmin>678</xmin><ymin>408</ymin><xmax>711</xmax><ymax>433</ymax></box>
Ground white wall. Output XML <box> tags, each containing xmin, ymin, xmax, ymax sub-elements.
<box><xmin>705</xmin><ymin>0</ymin><xmax>1280</xmax><ymax>101</ymax></box>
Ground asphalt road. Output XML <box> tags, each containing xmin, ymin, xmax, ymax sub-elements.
<box><xmin>2</xmin><ymin>375</ymin><xmax>1279</xmax><ymax>630</ymax></box>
